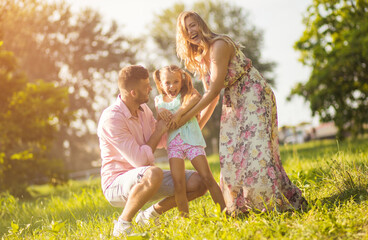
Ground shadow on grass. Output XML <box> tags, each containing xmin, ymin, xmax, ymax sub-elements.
<box><xmin>0</xmin><ymin>177</ymin><xmax>118</xmax><ymax>236</ymax></box>
<box><xmin>280</xmin><ymin>137</ymin><xmax>368</xmax><ymax>163</ymax></box>
<box><xmin>26</xmin><ymin>177</ymin><xmax>101</xmax><ymax>199</ymax></box>
<box><xmin>319</xmin><ymin>186</ymin><xmax>368</xmax><ymax>207</ymax></box>
<box><xmin>296</xmin><ymin>157</ymin><xmax>368</xmax><ymax>185</ymax></box>
<box><xmin>1</xmin><ymin>204</ymin><xmax>117</xmax><ymax>237</ymax></box>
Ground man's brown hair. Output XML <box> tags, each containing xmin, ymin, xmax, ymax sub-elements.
<box><xmin>118</xmin><ymin>65</ymin><xmax>149</xmax><ymax>92</ymax></box>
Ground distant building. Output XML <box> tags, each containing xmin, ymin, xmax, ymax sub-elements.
<box><xmin>279</xmin><ymin>121</ymin><xmax>339</xmax><ymax>144</ymax></box>
<box><xmin>279</xmin><ymin>123</ymin><xmax>311</xmax><ymax>145</ymax></box>
<box><xmin>310</xmin><ymin>122</ymin><xmax>338</xmax><ymax>140</ymax></box>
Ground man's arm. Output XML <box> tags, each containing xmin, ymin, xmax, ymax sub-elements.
<box><xmin>146</xmin><ymin>119</ymin><xmax>168</xmax><ymax>152</ymax></box>
<box><xmin>100</xmin><ymin>116</ymin><xmax>166</xmax><ymax>167</ymax></box>
<box><xmin>146</xmin><ymin>104</ymin><xmax>168</xmax><ymax>150</ymax></box>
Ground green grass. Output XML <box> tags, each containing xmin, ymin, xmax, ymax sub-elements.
<box><xmin>1</xmin><ymin>137</ymin><xmax>368</xmax><ymax>239</ymax></box>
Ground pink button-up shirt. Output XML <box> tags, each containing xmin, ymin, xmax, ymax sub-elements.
<box><xmin>97</xmin><ymin>96</ymin><xmax>159</xmax><ymax>193</ymax></box>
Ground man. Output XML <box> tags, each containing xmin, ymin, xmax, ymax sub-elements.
<box><xmin>97</xmin><ymin>65</ymin><xmax>207</xmax><ymax>237</ymax></box>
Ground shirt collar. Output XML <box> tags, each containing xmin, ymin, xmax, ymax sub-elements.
<box><xmin>116</xmin><ymin>95</ymin><xmax>144</xmax><ymax>119</ymax></box>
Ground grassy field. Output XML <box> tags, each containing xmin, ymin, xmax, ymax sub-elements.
<box><xmin>1</xmin><ymin>137</ymin><xmax>368</xmax><ymax>239</ymax></box>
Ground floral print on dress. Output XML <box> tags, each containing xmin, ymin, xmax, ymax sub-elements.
<box><xmin>207</xmin><ymin>43</ymin><xmax>307</xmax><ymax>214</ymax></box>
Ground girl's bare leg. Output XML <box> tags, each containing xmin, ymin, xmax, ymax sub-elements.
<box><xmin>169</xmin><ymin>157</ymin><xmax>189</xmax><ymax>217</ymax></box>
<box><xmin>191</xmin><ymin>155</ymin><xmax>226</xmax><ymax>211</ymax></box>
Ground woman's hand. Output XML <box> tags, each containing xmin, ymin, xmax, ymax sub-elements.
<box><xmin>158</xmin><ymin>108</ymin><xmax>173</xmax><ymax>122</ymax></box>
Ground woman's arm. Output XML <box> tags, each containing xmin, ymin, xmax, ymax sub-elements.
<box><xmin>169</xmin><ymin>90</ymin><xmax>201</xmax><ymax>129</ymax></box>
<box><xmin>198</xmin><ymin>94</ymin><xmax>220</xmax><ymax>129</ymax></box>
<box><xmin>178</xmin><ymin>40</ymin><xmax>234</xmax><ymax>127</ymax></box>
<box><xmin>196</xmin><ymin>76</ymin><xmax>220</xmax><ymax>129</ymax></box>
<box><xmin>176</xmin><ymin>89</ymin><xmax>201</xmax><ymax>116</ymax></box>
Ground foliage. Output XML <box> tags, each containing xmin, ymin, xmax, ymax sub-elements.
<box><xmin>1</xmin><ymin>137</ymin><xmax>368</xmax><ymax>239</ymax></box>
<box><xmin>0</xmin><ymin>0</ymin><xmax>139</xmax><ymax>171</ymax></box>
<box><xmin>290</xmin><ymin>0</ymin><xmax>368</xmax><ymax>139</ymax></box>
<box><xmin>149</xmin><ymin>0</ymin><xmax>275</xmax><ymax>85</ymax></box>
<box><xmin>0</xmin><ymin>43</ymin><xmax>71</xmax><ymax>196</ymax></box>
<box><xmin>148</xmin><ymin>0</ymin><xmax>276</xmax><ymax>154</ymax></box>
<box><xmin>150</xmin><ymin>0</ymin><xmax>275</xmax><ymax>85</ymax></box>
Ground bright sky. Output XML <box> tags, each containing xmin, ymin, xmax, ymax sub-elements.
<box><xmin>66</xmin><ymin>0</ymin><xmax>318</xmax><ymax>127</ymax></box>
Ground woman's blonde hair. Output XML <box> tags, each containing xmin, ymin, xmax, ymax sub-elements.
<box><xmin>153</xmin><ymin>65</ymin><xmax>194</xmax><ymax>104</ymax></box>
<box><xmin>176</xmin><ymin>11</ymin><xmax>234</xmax><ymax>79</ymax></box>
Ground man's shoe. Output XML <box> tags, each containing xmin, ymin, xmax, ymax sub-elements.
<box><xmin>135</xmin><ymin>209</ymin><xmax>159</xmax><ymax>226</ymax></box>
<box><xmin>113</xmin><ymin>220</ymin><xmax>132</xmax><ymax>237</ymax></box>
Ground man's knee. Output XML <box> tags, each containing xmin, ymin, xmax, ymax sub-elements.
<box><xmin>187</xmin><ymin>172</ymin><xmax>207</xmax><ymax>196</ymax></box>
<box><xmin>199</xmin><ymin>173</ymin><xmax>216</xmax><ymax>188</ymax></box>
<box><xmin>143</xmin><ymin>166</ymin><xmax>163</xmax><ymax>186</ymax></box>
<box><xmin>173</xmin><ymin>179</ymin><xmax>186</xmax><ymax>193</ymax></box>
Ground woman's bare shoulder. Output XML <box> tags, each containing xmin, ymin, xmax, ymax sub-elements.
<box><xmin>210</xmin><ymin>38</ymin><xmax>234</xmax><ymax>58</ymax></box>
<box><xmin>211</xmin><ymin>38</ymin><xmax>232</xmax><ymax>48</ymax></box>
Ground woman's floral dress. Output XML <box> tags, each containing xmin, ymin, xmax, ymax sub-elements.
<box><xmin>205</xmin><ymin>43</ymin><xmax>307</xmax><ymax>214</ymax></box>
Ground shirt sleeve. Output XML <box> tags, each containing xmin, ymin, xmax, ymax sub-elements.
<box><xmin>145</xmin><ymin>104</ymin><xmax>167</xmax><ymax>149</ymax></box>
<box><xmin>101</xmin><ymin>115</ymin><xmax>154</xmax><ymax>167</ymax></box>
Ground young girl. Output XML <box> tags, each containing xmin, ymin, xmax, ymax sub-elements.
<box><xmin>153</xmin><ymin>65</ymin><xmax>225</xmax><ymax>217</ymax></box>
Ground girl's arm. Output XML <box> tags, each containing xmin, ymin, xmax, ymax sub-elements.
<box><xmin>178</xmin><ymin>40</ymin><xmax>234</xmax><ymax>127</ymax></box>
<box><xmin>155</xmin><ymin>96</ymin><xmax>173</xmax><ymax>122</ymax></box>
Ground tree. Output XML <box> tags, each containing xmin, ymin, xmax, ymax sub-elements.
<box><xmin>0</xmin><ymin>0</ymin><xmax>139</xmax><ymax>171</ymax></box>
<box><xmin>149</xmin><ymin>0</ymin><xmax>275</xmax><ymax>85</ymax></box>
<box><xmin>0</xmin><ymin>43</ymin><xmax>72</xmax><ymax>196</ymax></box>
<box><xmin>147</xmin><ymin>0</ymin><xmax>276</xmax><ymax>153</ymax></box>
<box><xmin>290</xmin><ymin>0</ymin><xmax>368</xmax><ymax>139</ymax></box>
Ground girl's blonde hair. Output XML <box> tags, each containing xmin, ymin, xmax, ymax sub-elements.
<box><xmin>153</xmin><ymin>65</ymin><xmax>194</xmax><ymax>104</ymax></box>
<box><xmin>176</xmin><ymin>11</ymin><xmax>235</xmax><ymax>79</ymax></box>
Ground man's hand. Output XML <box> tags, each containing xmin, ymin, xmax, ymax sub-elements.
<box><xmin>158</xmin><ymin>108</ymin><xmax>173</xmax><ymax>122</ymax></box>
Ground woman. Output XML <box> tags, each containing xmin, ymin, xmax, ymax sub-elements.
<box><xmin>175</xmin><ymin>11</ymin><xmax>307</xmax><ymax>215</ymax></box>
